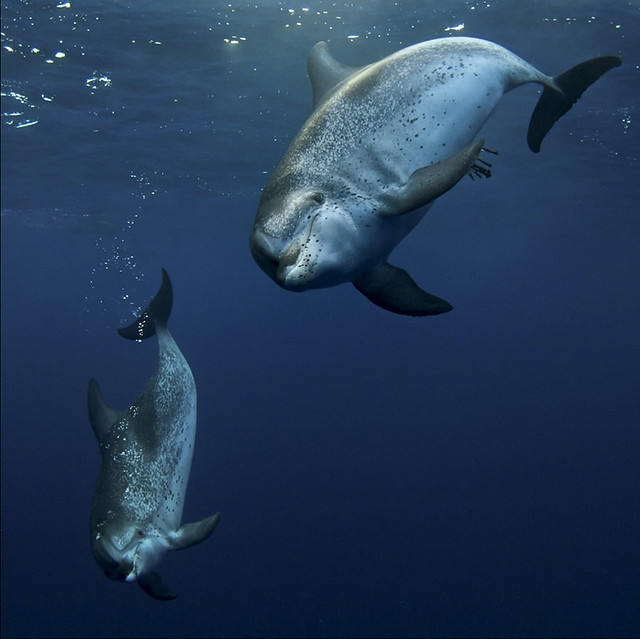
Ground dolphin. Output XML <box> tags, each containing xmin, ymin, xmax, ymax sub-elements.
<box><xmin>250</xmin><ymin>36</ymin><xmax>621</xmax><ymax>316</ymax></box>
<box><xmin>88</xmin><ymin>268</ymin><xmax>220</xmax><ymax>600</ymax></box>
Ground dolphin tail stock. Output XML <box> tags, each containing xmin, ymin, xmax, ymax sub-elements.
<box><xmin>117</xmin><ymin>268</ymin><xmax>173</xmax><ymax>341</ymax></box>
<box><xmin>527</xmin><ymin>55</ymin><xmax>622</xmax><ymax>153</ymax></box>
<box><xmin>354</xmin><ymin>262</ymin><xmax>453</xmax><ymax>317</ymax></box>
<box><xmin>137</xmin><ymin>571</ymin><xmax>177</xmax><ymax>601</ymax></box>
<box><xmin>169</xmin><ymin>512</ymin><xmax>221</xmax><ymax>551</ymax></box>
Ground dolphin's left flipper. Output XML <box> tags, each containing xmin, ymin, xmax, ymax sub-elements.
<box><xmin>384</xmin><ymin>138</ymin><xmax>485</xmax><ymax>216</ymax></box>
<box><xmin>170</xmin><ymin>512</ymin><xmax>221</xmax><ymax>551</ymax></box>
<box><xmin>354</xmin><ymin>262</ymin><xmax>453</xmax><ymax>316</ymax></box>
<box><xmin>138</xmin><ymin>572</ymin><xmax>177</xmax><ymax>601</ymax></box>
<box><xmin>528</xmin><ymin>56</ymin><xmax>621</xmax><ymax>152</ymax></box>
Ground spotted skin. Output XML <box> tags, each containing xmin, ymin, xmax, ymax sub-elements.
<box><xmin>250</xmin><ymin>37</ymin><xmax>620</xmax><ymax>315</ymax></box>
<box><xmin>88</xmin><ymin>269</ymin><xmax>219</xmax><ymax>600</ymax></box>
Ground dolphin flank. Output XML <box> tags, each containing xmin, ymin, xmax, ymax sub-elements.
<box><xmin>88</xmin><ymin>269</ymin><xmax>220</xmax><ymax>600</ymax></box>
<box><xmin>250</xmin><ymin>36</ymin><xmax>621</xmax><ymax>316</ymax></box>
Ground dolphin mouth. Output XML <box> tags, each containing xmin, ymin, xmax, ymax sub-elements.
<box><xmin>251</xmin><ymin>217</ymin><xmax>318</xmax><ymax>291</ymax></box>
<box><xmin>123</xmin><ymin>550</ymin><xmax>142</xmax><ymax>582</ymax></box>
<box><xmin>115</xmin><ymin>558</ymin><xmax>136</xmax><ymax>582</ymax></box>
<box><xmin>276</xmin><ymin>240</ymin><xmax>305</xmax><ymax>289</ymax></box>
<box><xmin>276</xmin><ymin>215</ymin><xmax>319</xmax><ymax>290</ymax></box>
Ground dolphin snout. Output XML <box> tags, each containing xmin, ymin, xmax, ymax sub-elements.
<box><xmin>118</xmin><ymin>559</ymin><xmax>135</xmax><ymax>581</ymax></box>
<box><xmin>276</xmin><ymin>240</ymin><xmax>305</xmax><ymax>288</ymax></box>
<box><xmin>249</xmin><ymin>229</ymin><xmax>280</xmax><ymax>282</ymax></box>
<box><xmin>251</xmin><ymin>226</ymin><xmax>315</xmax><ymax>291</ymax></box>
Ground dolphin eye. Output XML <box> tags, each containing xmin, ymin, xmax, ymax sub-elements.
<box><xmin>310</xmin><ymin>192</ymin><xmax>325</xmax><ymax>205</ymax></box>
<box><xmin>135</xmin><ymin>529</ymin><xmax>145</xmax><ymax>538</ymax></box>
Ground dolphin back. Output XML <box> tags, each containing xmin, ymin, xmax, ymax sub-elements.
<box><xmin>118</xmin><ymin>268</ymin><xmax>173</xmax><ymax>341</ymax></box>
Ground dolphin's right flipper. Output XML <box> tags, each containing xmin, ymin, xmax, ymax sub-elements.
<box><xmin>383</xmin><ymin>138</ymin><xmax>486</xmax><ymax>216</ymax></box>
<box><xmin>169</xmin><ymin>512</ymin><xmax>221</xmax><ymax>551</ymax></box>
<box><xmin>354</xmin><ymin>262</ymin><xmax>453</xmax><ymax>317</ymax></box>
<box><xmin>138</xmin><ymin>572</ymin><xmax>177</xmax><ymax>601</ymax></box>
<box><xmin>528</xmin><ymin>56</ymin><xmax>621</xmax><ymax>152</ymax></box>
<box><xmin>118</xmin><ymin>268</ymin><xmax>173</xmax><ymax>341</ymax></box>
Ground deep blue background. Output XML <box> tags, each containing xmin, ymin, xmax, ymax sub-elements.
<box><xmin>2</xmin><ymin>1</ymin><xmax>639</xmax><ymax>637</ymax></box>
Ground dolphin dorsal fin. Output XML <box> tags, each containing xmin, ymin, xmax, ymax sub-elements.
<box><xmin>87</xmin><ymin>378</ymin><xmax>125</xmax><ymax>443</ymax></box>
<box><xmin>308</xmin><ymin>41</ymin><xmax>363</xmax><ymax>109</ymax></box>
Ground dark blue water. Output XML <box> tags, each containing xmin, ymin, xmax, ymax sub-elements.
<box><xmin>2</xmin><ymin>1</ymin><xmax>639</xmax><ymax>637</ymax></box>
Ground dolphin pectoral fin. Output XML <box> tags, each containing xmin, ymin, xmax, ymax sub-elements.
<box><xmin>385</xmin><ymin>139</ymin><xmax>486</xmax><ymax>216</ymax></box>
<box><xmin>308</xmin><ymin>41</ymin><xmax>364</xmax><ymax>108</ymax></box>
<box><xmin>527</xmin><ymin>56</ymin><xmax>621</xmax><ymax>152</ymax></box>
<box><xmin>353</xmin><ymin>262</ymin><xmax>453</xmax><ymax>317</ymax></box>
<box><xmin>87</xmin><ymin>378</ymin><xmax>125</xmax><ymax>443</ymax></box>
<box><xmin>137</xmin><ymin>572</ymin><xmax>177</xmax><ymax>601</ymax></box>
<box><xmin>170</xmin><ymin>512</ymin><xmax>221</xmax><ymax>551</ymax></box>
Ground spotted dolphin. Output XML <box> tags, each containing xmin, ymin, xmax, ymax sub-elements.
<box><xmin>250</xmin><ymin>36</ymin><xmax>620</xmax><ymax>316</ymax></box>
<box><xmin>88</xmin><ymin>269</ymin><xmax>220</xmax><ymax>600</ymax></box>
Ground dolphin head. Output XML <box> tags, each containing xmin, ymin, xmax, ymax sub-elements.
<box><xmin>91</xmin><ymin>522</ymin><xmax>169</xmax><ymax>584</ymax></box>
<box><xmin>251</xmin><ymin>181</ymin><xmax>373</xmax><ymax>291</ymax></box>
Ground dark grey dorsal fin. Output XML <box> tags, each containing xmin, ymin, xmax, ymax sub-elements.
<box><xmin>117</xmin><ymin>268</ymin><xmax>173</xmax><ymax>341</ymax></box>
<box><xmin>527</xmin><ymin>55</ymin><xmax>622</xmax><ymax>152</ymax></box>
<box><xmin>307</xmin><ymin>41</ymin><xmax>363</xmax><ymax>109</ymax></box>
<box><xmin>87</xmin><ymin>378</ymin><xmax>126</xmax><ymax>444</ymax></box>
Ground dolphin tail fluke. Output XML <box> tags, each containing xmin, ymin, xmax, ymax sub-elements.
<box><xmin>170</xmin><ymin>512</ymin><xmax>221</xmax><ymax>551</ymax></box>
<box><xmin>527</xmin><ymin>56</ymin><xmax>621</xmax><ymax>153</ymax></box>
<box><xmin>117</xmin><ymin>268</ymin><xmax>173</xmax><ymax>341</ymax></box>
<box><xmin>354</xmin><ymin>262</ymin><xmax>453</xmax><ymax>317</ymax></box>
<box><xmin>138</xmin><ymin>572</ymin><xmax>177</xmax><ymax>601</ymax></box>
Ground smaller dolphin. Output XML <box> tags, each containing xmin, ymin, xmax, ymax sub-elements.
<box><xmin>88</xmin><ymin>269</ymin><xmax>219</xmax><ymax>600</ymax></box>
